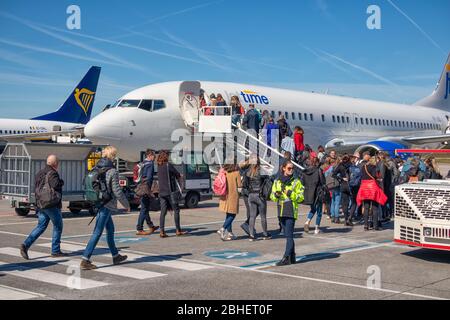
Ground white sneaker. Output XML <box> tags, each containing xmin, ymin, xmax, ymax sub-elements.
<box><xmin>314</xmin><ymin>227</ymin><xmax>320</xmax><ymax>235</ymax></box>
<box><xmin>217</xmin><ymin>228</ymin><xmax>225</xmax><ymax>238</ymax></box>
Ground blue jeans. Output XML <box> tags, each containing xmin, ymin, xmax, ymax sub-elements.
<box><xmin>223</xmin><ymin>213</ymin><xmax>236</xmax><ymax>232</ymax></box>
<box><xmin>82</xmin><ymin>207</ymin><xmax>118</xmax><ymax>261</ymax></box>
<box><xmin>280</xmin><ymin>217</ymin><xmax>295</xmax><ymax>257</ymax></box>
<box><xmin>23</xmin><ymin>207</ymin><xmax>63</xmax><ymax>254</ymax></box>
<box><xmin>331</xmin><ymin>189</ymin><xmax>342</xmax><ymax>218</ymax></box>
<box><xmin>136</xmin><ymin>196</ymin><xmax>154</xmax><ymax>231</ymax></box>
<box><xmin>307</xmin><ymin>202</ymin><xmax>323</xmax><ymax>226</ymax></box>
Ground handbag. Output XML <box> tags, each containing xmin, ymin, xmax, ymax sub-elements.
<box><xmin>135</xmin><ymin>178</ymin><xmax>153</xmax><ymax>198</ymax></box>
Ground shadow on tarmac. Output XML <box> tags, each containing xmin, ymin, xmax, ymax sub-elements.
<box><xmin>402</xmin><ymin>249</ymin><xmax>450</xmax><ymax>264</ymax></box>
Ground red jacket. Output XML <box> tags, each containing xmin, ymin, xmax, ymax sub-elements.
<box><xmin>294</xmin><ymin>132</ymin><xmax>305</xmax><ymax>152</ymax></box>
<box><xmin>356</xmin><ymin>180</ymin><xmax>388</xmax><ymax>206</ymax></box>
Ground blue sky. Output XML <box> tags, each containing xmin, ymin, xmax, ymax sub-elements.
<box><xmin>0</xmin><ymin>0</ymin><xmax>449</xmax><ymax>119</ymax></box>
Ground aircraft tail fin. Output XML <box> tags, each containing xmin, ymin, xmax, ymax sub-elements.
<box><xmin>32</xmin><ymin>66</ymin><xmax>101</xmax><ymax>124</ymax></box>
<box><xmin>414</xmin><ymin>54</ymin><xmax>450</xmax><ymax>111</ymax></box>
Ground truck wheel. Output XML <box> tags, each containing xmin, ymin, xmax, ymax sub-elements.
<box><xmin>69</xmin><ymin>208</ymin><xmax>82</xmax><ymax>214</ymax></box>
<box><xmin>185</xmin><ymin>192</ymin><xmax>200</xmax><ymax>209</ymax></box>
<box><xmin>15</xmin><ymin>208</ymin><xmax>30</xmax><ymax>216</ymax></box>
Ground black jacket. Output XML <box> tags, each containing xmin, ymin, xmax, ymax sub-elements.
<box><xmin>333</xmin><ymin>162</ymin><xmax>351</xmax><ymax>193</ymax></box>
<box><xmin>244</xmin><ymin>169</ymin><xmax>266</xmax><ymax>194</ymax></box>
<box><xmin>157</xmin><ymin>163</ymin><xmax>181</xmax><ymax>197</ymax></box>
<box><xmin>35</xmin><ymin>165</ymin><xmax>64</xmax><ymax>209</ymax></box>
<box><xmin>242</xmin><ymin>109</ymin><xmax>260</xmax><ymax>132</ymax></box>
<box><xmin>301</xmin><ymin>166</ymin><xmax>325</xmax><ymax>205</ymax></box>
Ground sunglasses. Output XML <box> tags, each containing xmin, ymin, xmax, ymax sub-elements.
<box><xmin>286</xmin><ymin>167</ymin><xmax>294</xmax><ymax>171</ymax></box>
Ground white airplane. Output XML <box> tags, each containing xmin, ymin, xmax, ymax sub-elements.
<box><xmin>0</xmin><ymin>66</ymin><xmax>101</xmax><ymax>141</ymax></box>
<box><xmin>84</xmin><ymin>55</ymin><xmax>450</xmax><ymax>163</ymax></box>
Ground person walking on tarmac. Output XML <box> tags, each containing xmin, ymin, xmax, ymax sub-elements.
<box><xmin>270</xmin><ymin>161</ymin><xmax>305</xmax><ymax>266</ymax></box>
<box><xmin>136</xmin><ymin>149</ymin><xmax>159</xmax><ymax>236</ymax></box>
<box><xmin>157</xmin><ymin>151</ymin><xmax>188</xmax><ymax>238</ymax></box>
<box><xmin>20</xmin><ymin>155</ymin><xmax>67</xmax><ymax>260</ymax></box>
<box><xmin>303</xmin><ymin>157</ymin><xmax>326</xmax><ymax>235</ymax></box>
<box><xmin>81</xmin><ymin>146</ymin><xmax>130</xmax><ymax>270</ymax></box>
<box><xmin>245</xmin><ymin>156</ymin><xmax>271</xmax><ymax>241</ymax></box>
<box><xmin>218</xmin><ymin>164</ymin><xmax>243</xmax><ymax>241</ymax></box>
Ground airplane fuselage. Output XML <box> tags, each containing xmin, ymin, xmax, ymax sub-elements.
<box><xmin>84</xmin><ymin>81</ymin><xmax>450</xmax><ymax>163</ymax></box>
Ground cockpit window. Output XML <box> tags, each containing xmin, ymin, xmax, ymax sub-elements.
<box><xmin>153</xmin><ymin>100</ymin><xmax>166</xmax><ymax>112</ymax></box>
<box><xmin>111</xmin><ymin>100</ymin><xmax>120</xmax><ymax>108</ymax></box>
<box><xmin>139</xmin><ymin>100</ymin><xmax>153</xmax><ymax>112</ymax></box>
<box><xmin>118</xmin><ymin>100</ymin><xmax>141</xmax><ymax>108</ymax></box>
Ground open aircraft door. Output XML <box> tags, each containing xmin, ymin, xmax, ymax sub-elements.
<box><xmin>179</xmin><ymin>81</ymin><xmax>201</xmax><ymax>128</ymax></box>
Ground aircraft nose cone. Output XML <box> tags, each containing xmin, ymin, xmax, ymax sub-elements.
<box><xmin>84</xmin><ymin>111</ymin><xmax>123</xmax><ymax>145</ymax></box>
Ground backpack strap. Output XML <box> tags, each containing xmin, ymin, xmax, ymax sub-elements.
<box><xmin>364</xmin><ymin>165</ymin><xmax>376</xmax><ymax>181</ymax></box>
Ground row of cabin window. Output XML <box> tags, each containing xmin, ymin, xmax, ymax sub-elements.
<box><xmin>332</xmin><ymin>115</ymin><xmax>439</xmax><ymax>131</ymax></box>
<box><xmin>0</xmin><ymin>130</ymin><xmax>45</xmax><ymax>135</ymax></box>
<box><xmin>269</xmin><ymin>110</ymin><xmax>440</xmax><ymax>131</ymax></box>
<box><xmin>270</xmin><ymin>111</ymin><xmax>315</xmax><ymax>122</ymax></box>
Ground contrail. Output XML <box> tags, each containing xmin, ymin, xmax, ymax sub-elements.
<box><xmin>386</xmin><ymin>0</ymin><xmax>445</xmax><ymax>54</ymax></box>
<box><xmin>318</xmin><ymin>49</ymin><xmax>399</xmax><ymax>88</ymax></box>
<box><xmin>0</xmin><ymin>11</ymin><xmax>150</xmax><ymax>74</ymax></box>
<box><xmin>162</xmin><ymin>30</ymin><xmax>241</xmax><ymax>74</ymax></box>
<box><xmin>300</xmin><ymin>45</ymin><xmax>360</xmax><ymax>81</ymax></box>
<box><xmin>128</xmin><ymin>0</ymin><xmax>225</xmax><ymax>29</ymax></box>
<box><xmin>0</xmin><ymin>38</ymin><xmax>124</xmax><ymax>67</ymax></box>
<box><xmin>124</xmin><ymin>29</ymin><xmax>300</xmax><ymax>73</ymax></box>
<box><xmin>42</xmin><ymin>25</ymin><xmax>223</xmax><ymax>68</ymax></box>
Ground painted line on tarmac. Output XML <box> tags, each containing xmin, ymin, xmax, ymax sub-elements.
<box><xmin>0</xmin><ymin>285</ymin><xmax>46</xmax><ymax>300</ymax></box>
<box><xmin>0</xmin><ymin>213</ymin><xmax>140</xmax><ymax>227</ymax></box>
<box><xmin>239</xmin><ymin>240</ymin><xmax>394</xmax><ymax>269</ymax></box>
<box><xmin>0</xmin><ymin>230</ymin><xmax>444</xmax><ymax>300</ymax></box>
<box><xmin>0</xmin><ymin>247</ymin><xmax>169</xmax><ymax>280</ymax></box>
<box><xmin>59</xmin><ymin>217</ymin><xmax>280</xmax><ymax>240</ymax></box>
<box><xmin>0</xmin><ymin>260</ymin><xmax>109</xmax><ymax>290</ymax></box>
<box><xmin>53</xmin><ymin>240</ymin><xmax>447</xmax><ymax>301</ymax></box>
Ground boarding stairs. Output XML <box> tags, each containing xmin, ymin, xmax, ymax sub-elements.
<box><xmin>177</xmin><ymin>81</ymin><xmax>304</xmax><ymax>174</ymax></box>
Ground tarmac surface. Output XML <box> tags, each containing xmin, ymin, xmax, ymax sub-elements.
<box><xmin>0</xmin><ymin>198</ymin><xmax>449</xmax><ymax>301</ymax></box>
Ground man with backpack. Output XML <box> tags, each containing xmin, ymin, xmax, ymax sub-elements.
<box><xmin>135</xmin><ymin>150</ymin><xmax>159</xmax><ymax>236</ymax></box>
<box><xmin>20</xmin><ymin>155</ymin><xmax>66</xmax><ymax>260</ymax></box>
<box><xmin>81</xmin><ymin>146</ymin><xmax>130</xmax><ymax>270</ymax></box>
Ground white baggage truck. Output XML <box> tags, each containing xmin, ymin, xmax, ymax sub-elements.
<box><xmin>0</xmin><ymin>143</ymin><xmax>101</xmax><ymax>216</ymax></box>
<box><xmin>394</xmin><ymin>180</ymin><xmax>450</xmax><ymax>251</ymax></box>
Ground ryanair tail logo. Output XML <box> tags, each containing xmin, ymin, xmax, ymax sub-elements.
<box><xmin>74</xmin><ymin>88</ymin><xmax>95</xmax><ymax>114</ymax></box>
<box><xmin>445</xmin><ymin>64</ymin><xmax>450</xmax><ymax>100</ymax></box>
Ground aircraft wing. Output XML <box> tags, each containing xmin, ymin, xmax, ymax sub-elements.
<box><xmin>401</xmin><ymin>134</ymin><xmax>450</xmax><ymax>145</ymax></box>
<box><xmin>324</xmin><ymin>133</ymin><xmax>450</xmax><ymax>151</ymax></box>
<box><xmin>0</xmin><ymin>129</ymin><xmax>83</xmax><ymax>142</ymax></box>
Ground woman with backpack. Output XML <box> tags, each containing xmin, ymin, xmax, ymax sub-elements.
<box><xmin>217</xmin><ymin>164</ymin><xmax>242</xmax><ymax>241</ymax></box>
<box><xmin>357</xmin><ymin>157</ymin><xmax>388</xmax><ymax>231</ymax></box>
<box><xmin>157</xmin><ymin>151</ymin><xmax>188</xmax><ymax>238</ymax></box>
<box><xmin>333</xmin><ymin>155</ymin><xmax>353</xmax><ymax>226</ymax></box>
<box><xmin>244</xmin><ymin>157</ymin><xmax>272</xmax><ymax>241</ymax></box>
<box><xmin>303</xmin><ymin>157</ymin><xmax>326</xmax><ymax>235</ymax></box>
<box><xmin>80</xmin><ymin>146</ymin><xmax>130</xmax><ymax>270</ymax></box>
<box><xmin>270</xmin><ymin>161</ymin><xmax>305</xmax><ymax>266</ymax></box>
